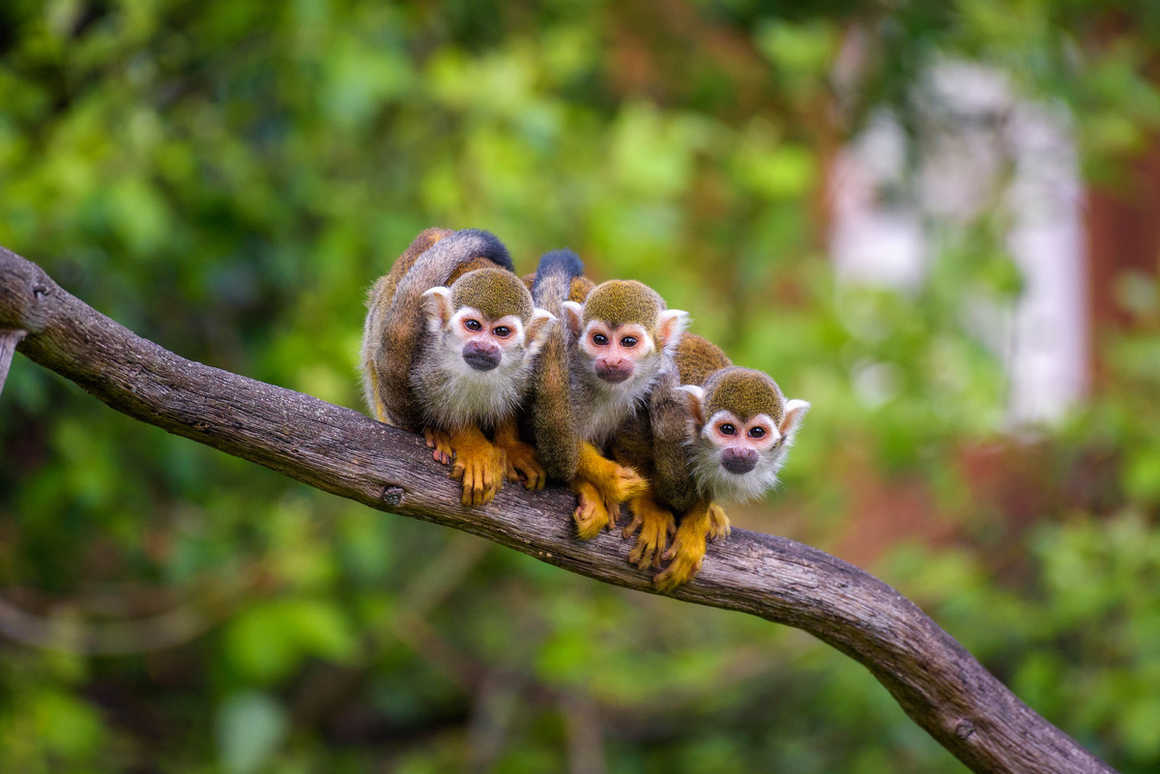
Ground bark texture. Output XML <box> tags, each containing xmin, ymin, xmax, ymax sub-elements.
<box><xmin>0</xmin><ymin>245</ymin><xmax>1115</xmax><ymax>774</ymax></box>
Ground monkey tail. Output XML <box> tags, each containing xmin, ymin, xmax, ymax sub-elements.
<box><xmin>531</xmin><ymin>249</ymin><xmax>584</xmax><ymax>317</ymax></box>
<box><xmin>453</xmin><ymin>228</ymin><xmax>515</xmax><ymax>273</ymax></box>
<box><xmin>527</xmin><ymin>249</ymin><xmax>586</xmax><ymax>481</ymax></box>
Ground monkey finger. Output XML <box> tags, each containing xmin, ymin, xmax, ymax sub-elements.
<box><xmin>518</xmin><ymin>460</ymin><xmax>545</xmax><ymax>490</ymax></box>
<box><xmin>573</xmin><ymin>496</ymin><xmax>608</xmax><ymax>540</ymax></box>
<box><xmin>481</xmin><ymin>476</ymin><xmax>501</xmax><ymax>506</ymax></box>
<box><xmin>655</xmin><ymin>556</ymin><xmax>692</xmax><ymax>591</ymax></box>
<box><xmin>706</xmin><ymin>504</ymin><xmax>731</xmax><ymax>541</ymax></box>
<box><xmin>628</xmin><ymin>540</ymin><xmax>650</xmax><ymax>568</ymax></box>
<box><xmin>622</xmin><ymin>514</ymin><xmax>643</xmax><ymax>538</ymax></box>
<box><xmin>603</xmin><ymin>499</ymin><xmax>620</xmax><ymax>530</ymax></box>
<box><xmin>653</xmin><ymin>565</ymin><xmax>679</xmax><ymax>591</ymax></box>
<box><xmin>470</xmin><ymin>466</ymin><xmax>488</xmax><ymax>507</ymax></box>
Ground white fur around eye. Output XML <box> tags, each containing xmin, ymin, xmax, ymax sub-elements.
<box><xmin>702</xmin><ymin>410</ymin><xmax>741</xmax><ymax>441</ymax></box>
<box><xmin>491</xmin><ymin>316</ymin><xmax>525</xmax><ymax>345</ymax></box>
<box><xmin>745</xmin><ymin>414</ymin><xmax>780</xmax><ymax>446</ymax></box>
<box><xmin>614</xmin><ymin>324</ymin><xmax>654</xmax><ymax>356</ymax></box>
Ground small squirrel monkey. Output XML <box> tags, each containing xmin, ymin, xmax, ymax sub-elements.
<box><xmin>528</xmin><ymin>251</ymin><xmax>688</xmax><ymax>539</ymax></box>
<box><xmin>615</xmin><ymin>334</ymin><xmax>810</xmax><ymax>589</ymax></box>
<box><xmin>361</xmin><ymin>228</ymin><xmax>555</xmax><ymax>506</ymax></box>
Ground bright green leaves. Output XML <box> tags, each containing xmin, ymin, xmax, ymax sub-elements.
<box><xmin>224</xmin><ymin>598</ymin><xmax>357</xmax><ymax>685</ymax></box>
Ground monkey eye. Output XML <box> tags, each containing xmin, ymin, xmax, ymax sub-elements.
<box><xmin>464</xmin><ymin>319</ymin><xmax>483</xmax><ymax>332</ymax></box>
<box><xmin>748</xmin><ymin>427</ymin><xmax>766</xmax><ymax>439</ymax></box>
<box><xmin>719</xmin><ymin>423</ymin><xmax>736</xmax><ymax>436</ymax></box>
<box><xmin>620</xmin><ymin>336</ymin><xmax>638</xmax><ymax>348</ymax></box>
<box><xmin>592</xmin><ymin>332</ymin><xmax>608</xmax><ymax>346</ymax></box>
<box><xmin>493</xmin><ymin>325</ymin><xmax>511</xmax><ymax>338</ymax></box>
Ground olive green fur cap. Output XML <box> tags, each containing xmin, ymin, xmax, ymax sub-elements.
<box><xmin>582</xmin><ymin>280</ymin><xmax>664</xmax><ymax>327</ymax></box>
<box><xmin>450</xmin><ymin>268</ymin><xmax>534</xmax><ymax>323</ymax></box>
<box><xmin>703</xmin><ymin>367</ymin><xmax>784</xmax><ymax>424</ymax></box>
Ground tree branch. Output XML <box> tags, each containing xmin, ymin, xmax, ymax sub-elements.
<box><xmin>0</xmin><ymin>246</ymin><xmax>1114</xmax><ymax>774</ymax></box>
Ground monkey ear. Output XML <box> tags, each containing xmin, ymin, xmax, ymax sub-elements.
<box><xmin>525</xmin><ymin>308</ymin><xmax>557</xmax><ymax>355</ymax></box>
<box><xmin>561</xmin><ymin>301</ymin><xmax>584</xmax><ymax>338</ymax></box>
<box><xmin>420</xmin><ymin>287</ymin><xmax>454</xmax><ymax>330</ymax></box>
<box><xmin>656</xmin><ymin>309</ymin><xmax>689</xmax><ymax>348</ymax></box>
<box><xmin>676</xmin><ymin>384</ymin><xmax>706</xmax><ymax>427</ymax></box>
<box><xmin>779</xmin><ymin>399</ymin><xmax>811</xmax><ymax>441</ymax></box>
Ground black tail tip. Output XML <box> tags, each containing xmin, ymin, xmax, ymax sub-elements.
<box><xmin>455</xmin><ymin>228</ymin><xmax>514</xmax><ymax>272</ymax></box>
<box><xmin>535</xmin><ymin>249</ymin><xmax>584</xmax><ymax>279</ymax></box>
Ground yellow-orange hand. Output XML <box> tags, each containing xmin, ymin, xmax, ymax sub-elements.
<box><xmin>706</xmin><ymin>502</ymin><xmax>731</xmax><ymax>541</ymax></box>
<box><xmin>576</xmin><ymin>442</ymin><xmax>647</xmax><ymax>528</ymax></box>
<box><xmin>424</xmin><ymin>427</ymin><xmax>455</xmax><ymax>465</ymax></box>
<box><xmin>654</xmin><ymin>500</ymin><xmax>713</xmax><ymax>591</ymax></box>
<box><xmin>447</xmin><ymin>426</ymin><xmax>506</xmax><ymax>506</ymax></box>
<box><xmin>572</xmin><ymin>479</ymin><xmax>612</xmax><ymax>540</ymax></box>
<box><xmin>623</xmin><ymin>494</ymin><xmax>676</xmax><ymax>569</ymax></box>
<box><xmin>494</xmin><ymin>419</ymin><xmax>546</xmax><ymax>490</ymax></box>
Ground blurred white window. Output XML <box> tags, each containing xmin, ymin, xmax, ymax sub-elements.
<box><xmin>829</xmin><ymin>57</ymin><xmax>1087</xmax><ymax>426</ymax></box>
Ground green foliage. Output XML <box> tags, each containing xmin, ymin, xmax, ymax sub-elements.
<box><xmin>1</xmin><ymin>1</ymin><xmax>1158</xmax><ymax>771</ymax></box>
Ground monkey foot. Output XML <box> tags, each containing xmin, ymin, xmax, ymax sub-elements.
<box><xmin>424</xmin><ymin>427</ymin><xmax>454</xmax><ymax>465</ymax></box>
<box><xmin>598</xmin><ymin>463</ymin><xmax>648</xmax><ymax>507</ymax></box>
<box><xmin>706</xmin><ymin>502</ymin><xmax>731</xmax><ymax>542</ymax></box>
<box><xmin>623</xmin><ymin>495</ymin><xmax>676</xmax><ymax>569</ymax></box>
<box><xmin>494</xmin><ymin>423</ymin><xmax>546</xmax><ymax>491</ymax></box>
<box><xmin>447</xmin><ymin>426</ymin><xmax>506</xmax><ymax>506</ymax></box>
<box><xmin>577</xmin><ymin>443</ymin><xmax>648</xmax><ymax>511</ymax></box>
<box><xmin>654</xmin><ymin>501</ymin><xmax>712</xmax><ymax>591</ymax></box>
<box><xmin>505</xmin><ymin>441</ymin><xmax>546</xmax><ymax>490</ymax></box>
<box><xmin>572</xmin><ymin>480</ymin><xmax>612</xmax><ymax>540</ymax></box>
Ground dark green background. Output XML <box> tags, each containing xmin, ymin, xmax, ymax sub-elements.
<box><xmin>2</xmin><ymin>2</ymin><xmax>1159</xmax><ymax>771</ymax></box>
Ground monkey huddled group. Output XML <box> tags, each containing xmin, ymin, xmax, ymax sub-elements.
<box><xmin>360</xmin><ymin>228</ymin><xmax>809</xmax><ymax>589</ymax></box>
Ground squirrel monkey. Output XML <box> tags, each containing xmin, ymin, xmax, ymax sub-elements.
<box><xmin>615</xmin><ymin>334</ymin><xmax>810</xmax><ymax>589</ymax></box>
<box><xmin>528</xmin><ymin>251</ymin><xmax>688</xmax><ymax>539</ymax></box>
<box><xmin>361</xmin><ymin>228</ymin><xmax>555</xmax><ymax>506</ymax></box>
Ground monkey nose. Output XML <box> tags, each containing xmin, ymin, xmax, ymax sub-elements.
<box><xmin>595</xmin><ymin>361</ymin><xmax>633</xmax><ymax>384</ymax></box>
<box><xmin>462</xmin><ymin>342</ymin><xmax>501</xmax><ymax>372</ymax></box>
<box><xmin>721</xmin><ymin>448</ymin><xmax>758</xmax><ymax>474</ymax></box>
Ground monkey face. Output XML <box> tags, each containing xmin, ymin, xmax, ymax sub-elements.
<box><xmin>680</xmin><ymin>380</ymin><xmax>810</xmax><ymax>503</ymax></box>
<box><xmin>705</xmin><ymin>409</ymin><xmax>780</xmax><ymax>472</ymax></box>
<box><xmin>685</xmin><ymin>408</ymin><xmax>788</xmax><ymax>501</ymax></box>
<box><xmin>451</xmin><ymin>309</ymin><xmax>528</xmax><ymax>372</ymax></box>
<box><xmin>576</xmin><ymin>320</ymin><xmax>656</xmax><ymax>386</ymax></box>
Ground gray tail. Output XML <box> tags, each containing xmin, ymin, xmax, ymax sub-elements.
<box><xmin>532</xmin><ymin>249</ymin><xmax>584</xmax><ymax>314</ymax></box>
<box><xmin>455</xmin><ymin>228</ymin><xmax>514</xmax><ymax>272</ymax></box>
